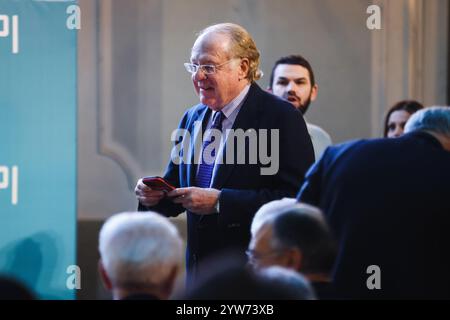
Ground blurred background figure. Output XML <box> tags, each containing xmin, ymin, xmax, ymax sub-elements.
<box><xmin>259</xmin><ymin>266</ymin><xmax>316</xmax><ymax>300</ymax></box>
<box><xmin>383</xmin><ymin>100</ymin><xmax>424</xmax><ymax>138</ymax></box>
<box><xmin>0</xmin><ymin>275</ymin><xmax>36</xmax><ymax>300</ymax></box>
<box><xmin>269</xmin><ymin>54</ymin><xmax>332</xmax><ymax>160</ymax></box>
<box><xmin>183</xmin><ymin>261</ymin><xmax>314</xmax><ymax>300</ymax></box>
<box><xmin>98</xmin><ymin>211</ymin><xmax>183</xmax><ymax>300</ymax></box>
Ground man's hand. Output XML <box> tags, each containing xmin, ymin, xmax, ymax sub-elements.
<box><xmin>168</xmin><ymin>187</ymin><xmax>220</xmax><ymax>215</ymax></box>
<box><xmin>134</xmin><ymin>178</ymin><xmax>165</xmax><ymax>207</ymax></box>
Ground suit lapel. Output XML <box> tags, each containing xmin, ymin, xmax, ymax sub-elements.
<box><xmin>211</xmin><ymin>83</ymin><xmax>261</xmax><ymax>189</ymax></box>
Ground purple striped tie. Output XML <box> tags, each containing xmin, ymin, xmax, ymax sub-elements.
<box><xmin>195</xmin><ymin>111</ymin><xmax>225</xmax><ymax>188</ymax></box>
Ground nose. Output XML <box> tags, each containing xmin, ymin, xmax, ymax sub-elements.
<box><xmin>286</xmin><ymin>81</ymin><xmax>296</xmax><ymax>91</ymax></box>
<box><xmin>192</xmin><ymin>68</ymin><xmax>207</xmax><ymax>81</ymax></box>
<box><xmin>393</xmin><ymin>126</ymin><xmax>403</xmax><ymax>137</ymax></box>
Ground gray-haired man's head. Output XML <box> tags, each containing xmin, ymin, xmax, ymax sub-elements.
<box><xmin>98</xmin><ymin>211</ymin><xmax>183</xmax><ymax>300</ymax></box>
<box><xmin>405</xmin><ymin>107</ymin><xmax>450</xmax><ymax>151</ymax></box>
<box><xmin>248</xmin><ymin>200</ymin><xmax>337</xmax><ymax>278</ymax></box>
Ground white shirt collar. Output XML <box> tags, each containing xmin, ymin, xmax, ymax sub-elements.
<box><xmin>214</xmin><ymin>84</ymin><xmax>250</xmax><ymax>120</ymax></box>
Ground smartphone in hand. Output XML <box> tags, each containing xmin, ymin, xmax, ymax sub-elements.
<box><xmin>142</xmin><ymin>176</ymin><xmax>175</xmax><ymax>193</ymax></box>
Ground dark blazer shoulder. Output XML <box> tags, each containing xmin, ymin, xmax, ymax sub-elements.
<box><xmin>320</xmin><ymin>138</ymin><xmax>373</xmax><ymax>164</ymax></box>
<box><xmin>178</xmin><ymin>103</ymin><xmax>209</xmax><ymax>129</ymax></box>
<box><xmin>245</xmin><ymin>83</ymin><xmax>304</xmax><ymax>124</ymax></box>
<box><xmin>187</xmin><ymin>103</ymin><xmax>208</xmax><ymax>117</ymax></box>
<box><xmin>251</xmin><ymin>83</ymin><xmax>298</xmax><ymax>111</ymax></box>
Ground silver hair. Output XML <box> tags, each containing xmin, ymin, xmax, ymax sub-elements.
<box><xmin>251</xmin><ymin>198</ymin><xmax>296</xmax><ymax>237</ymax></box>
<box><xmin>98</xmin><ymin>211</ymin><xmax>183</xmax><ymax>289</ymax></box>
<box><xmin>251</xmin><ymin>198</ymin><xmax>322</xmax><ymax>237</ymax></box>
<box><xmin>404</xmin><ymin>106</ymin><xmax>450</xmax><ymax>137</ymax></box>
<box><xmin>196</xmin><ymin>23</ymin><xmax>263</xmax><ymax>82</ymax></box>
<box><xmin>250</xmin><ymin>199</ymin><xmax>323</xmax><ymax>250</ymax></box>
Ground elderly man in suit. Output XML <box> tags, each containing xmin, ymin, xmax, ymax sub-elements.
<box><xmin>135</xmin><ymin>23</ymin><xmax>314</xmax><ymax>287</ymax></box>
<box><xmin>297</xmin><ymin>107</ymin><xmax>450</xmax><ymax>299</ymax></box>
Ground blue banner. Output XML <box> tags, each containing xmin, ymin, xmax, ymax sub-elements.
<box><xmin>0</xmin><ymin>0</ymin><xmax>78</xmax><ymax>299</ymax></box>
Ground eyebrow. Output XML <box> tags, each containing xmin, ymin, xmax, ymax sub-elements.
<box><xmin>190</xmin><ymin>60</ymin><xmax>217</xmax><ymax>65</ymax></box>
<box><xmin>190</xmin><ymin>55</ymin><xmax>219</xmax><ymax>64</ymax></box>
<box><xmin>277</xmin><ymin>76</ymin><xmax>307</xmax><ymax>82</ymax></box>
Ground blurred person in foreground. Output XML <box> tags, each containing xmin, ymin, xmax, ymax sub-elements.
<box><xmin>98</xmin><ymin>211</ymin><xmax>183</xmax><ymax>300</ymax></box>
<box><xmin>298</xmin><ymin>107</ymin><xmax>450</xmax><ymax>299</ymax></box>
<box><xmin>248</xmin><ymin>199</ymin><xmax>337</xmax><ymax>299</ymax></box>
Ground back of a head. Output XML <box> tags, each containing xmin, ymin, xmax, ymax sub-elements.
<box><xmin>404</xmin><ymin>106</ymin><xmax>450</xmax><ymax>137</ymax></box>
<box><xmin>259</xmin><ymin>266</ymin><xmax>316</xmax><ymax>300</ymax></box>
<box><xmin>98</xmin><ymin>211</ymin><xmax>183</xmax><ymax>291</ymax></box>
<box><xmin>185</xmin><ymin>263</ymin><xmax>310</xmax><ymax>300</ymax></box>
<box><xmin>0</xmin><ymin>275</ymin><xmax>35</xmax><ymax>300</ymax></box>
<box><xmin>197</xmin><ymin>23</ymin><xmax>262</xmax><ymax>82</ymax></box>
<box><xmin>272</xmin><ymin>207</ymin><xmax>337</xmax><ymax>275</ymax></box>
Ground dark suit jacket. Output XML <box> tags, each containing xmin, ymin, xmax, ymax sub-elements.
<box><xmin>140</xmin><ymin>83</ymin><xmax>314</xmax><ymax>285</ymax></box>
<box><xmin>298</xmin><ymin>131</ymin><xmax>450</xmax><ymax>299</ymax></box>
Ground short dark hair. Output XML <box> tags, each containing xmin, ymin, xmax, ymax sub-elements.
<box><xmin>269</xmin><ymin>55</ymin><xmax>316</xmax><ymax>89</ymax></box>
<box><xmin>383</xmin><ymin>100</ymin><xmax>424</xmax><ymax>137</ymax></box>
<box><xmin>272</xmin><ymin>209</ymin><xmax>337</xmax><ymax>275</ymax></box>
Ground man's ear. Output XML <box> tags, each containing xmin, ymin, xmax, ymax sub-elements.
<box><xmin>161</xmin><ymin>265</ymin><xmax>180</xmax><ymax>299</ymax></box>
<box><xmin>239</xmin><ymin>58</ymin><xmax>250</xmax><ymax>80</ymax></box>
<box><xmin>286</xmin><ymin>248</ymin><xmax>303</xmax><ymax>272</ymax></box>
<box><xmin>310</xmin><ymin>84</ymin><xmax>319</xmax><ymax>102</ymax></box>
<box><xmin>98</xmin><ymin>260</ymin><xmax>112</xmax><ymax>291</ymax></box>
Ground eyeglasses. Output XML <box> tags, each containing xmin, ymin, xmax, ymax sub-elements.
<box><xmin>184</xmin><ymin>59</ymin><xmax>236</xmax><ymax>75</ymax></box>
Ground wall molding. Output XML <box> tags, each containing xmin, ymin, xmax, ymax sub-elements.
<box><xmin>370</xmin><ymin>0</ymin><xmax>426</xmax><ymax>137</ymax></box>
<box><xmin>97</xmin><ymin>0</ymin><xmax>163</xmax><ymax>188</ymax></box>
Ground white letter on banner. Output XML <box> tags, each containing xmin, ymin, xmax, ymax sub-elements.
<box><xmin>11</xmin><ymin>166</ymin><xmax>18</xmax><ymax>205</ymax></box>
<box><xmin>0</xmin><ymin>166</ymin><xmax>19</xmax><ymax>205</ymax></box>
<box><xmin>12</xmin><ymin>15</ymin><xmax>19</xmax><ymax>54</ymax></box>
<box><xmin>0</xmin><ymin>166</ymin><xmax>9</xmax><ymax>189</ymax></box>
<box><xmin>0</xmin><ymin>15</ymin><xmax>9</xmax><ymax>37</ymax></box>
<box><xmin>0</xmin><ymin>15</ymin><xmax>19</xmax><ymax>54</ymax></box>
